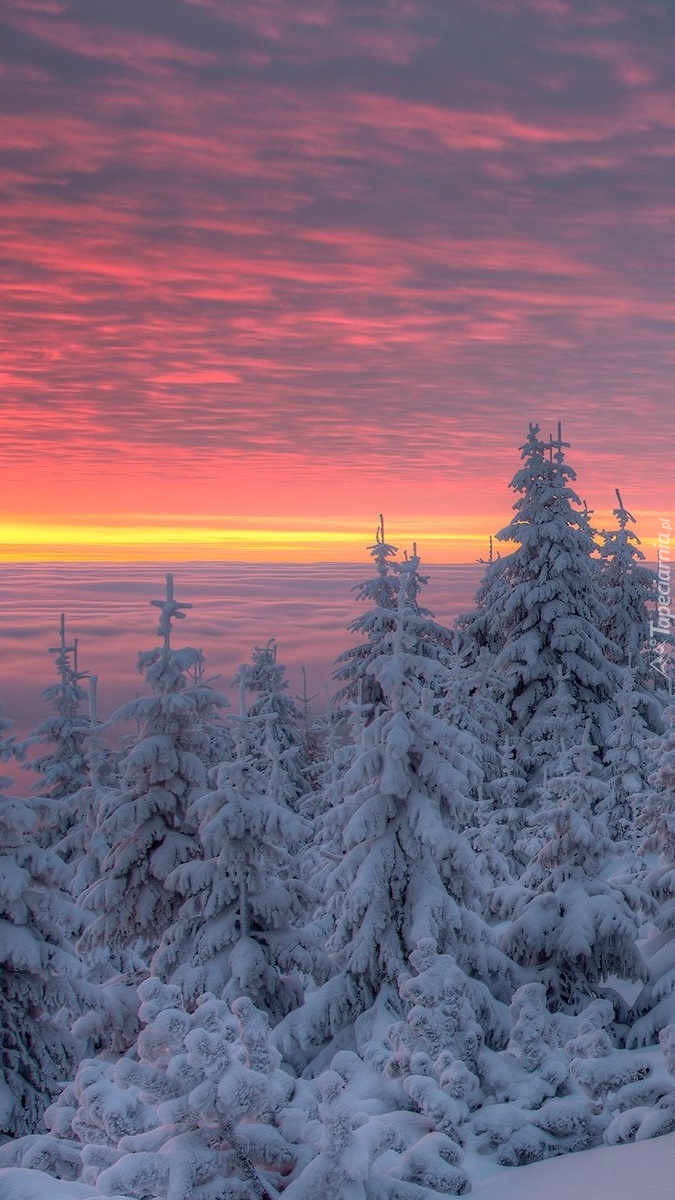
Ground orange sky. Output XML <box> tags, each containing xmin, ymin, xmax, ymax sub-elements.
<box><xmin>1</xmin><ymin>0</ymin><xmax>673</xmax><ymax>563</ymax></box>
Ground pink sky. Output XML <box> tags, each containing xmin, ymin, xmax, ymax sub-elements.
<box><xmin>1</xmin><ymin>0</ymin><xmax>673</xmax><ymax>560</ymax></box>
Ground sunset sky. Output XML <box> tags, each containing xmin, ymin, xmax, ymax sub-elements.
<box><xmin>2</xmin><ymin>0</ymin><xmax>674</xmax><ymax>562</ymax></box>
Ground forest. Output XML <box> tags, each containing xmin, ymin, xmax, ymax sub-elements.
<box><xmin>1</xmin><ymin>422</ymin><xmax>674</xmax><ymax>1199</ymax></box>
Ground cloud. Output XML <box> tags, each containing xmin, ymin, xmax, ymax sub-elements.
<box><xmin>1</xmin><ymin>0</ymin><xmax>673</xmax><ymax>548</ymax></box>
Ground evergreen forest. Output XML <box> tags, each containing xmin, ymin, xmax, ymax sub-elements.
<box><xmin>1</xmin><ymin>423</ymin><xmax>674</xmax><ymax>1199</ymax></box>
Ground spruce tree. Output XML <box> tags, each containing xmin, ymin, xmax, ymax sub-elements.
<box><xmin>501</xmin><ymin>728</ymin><xmax>647</xmax><ymax>1012</ymax></box>
<box><xmin>79</xmin><ymin>576</ymin><xmax>226</xmax><ymax>967</ymax></box>
<box><xmin>630</xmin><ymin>706</ymin><xmax>675</xmax><ymax>1044</ymax></box>
<box><xmin>235</xmin><ymin>639</ymin><xmax>314</xmax><ymax>813</ymax></box>
<box><xmin>153</xmin><ymin>702</ymin><xmax>322</xmax><ymax>1019</ymax></box>
<box><xmin>0</xmin><ymin>769</ymin><xmax>82</xmax><ymax>1134</ymax></box>
<box><xmin>599</xmin><ymin>489</ymin><xmax>658</xmax><ymax>678</ymax></box>
<box><xmin>277</xmin><ymin>551</ymin><xmax>513</xmax><ymax>1077</ymax></box>
<box><xmin>18</xmin><ymin>616</ymin><xmax>91</xmax><ymax>850</ymax></box>
<box><xmin>332</xmin><ymin>515</ymin><xmax>401</xmax><ymax>728</ymax></box>
<box><xmin>493</xmin><ymin>422</ymin><xmax>621</xmax><ymax>768</ymax></box>
<box><xmin>94</xmin><ymin>981</ymin><xmax>298</xmax><ymax>1200</ymax></box>
<box><xmin>600</xmin><ymin>667</ymin><xmax>655</xmax><ymax>844</ymax></box>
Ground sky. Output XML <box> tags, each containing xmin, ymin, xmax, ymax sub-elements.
<box><xmin>2</xmin><ymin>0</ymin><xmax>674</xmax><ymax>562</ymax></box>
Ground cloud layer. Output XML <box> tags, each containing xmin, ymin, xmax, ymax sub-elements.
<box><xmin>1</xmin><ymin>0</ymin><xmax>674</xmax><ymax>555</ymax></box>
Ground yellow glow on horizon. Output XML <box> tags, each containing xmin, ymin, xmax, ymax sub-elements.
<box><xmin>0</xmin><ymin>520</ymin><xmax>494</xmax><ymax>564</ymax></box>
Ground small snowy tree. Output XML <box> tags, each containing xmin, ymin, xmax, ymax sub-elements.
<box><xmin>456</xmin><ymin>536</ymin><xmax>511</xmax><ymax>663</ymax></box>
<box><xmin>333</xmin><ymin>516</ymin><xmax>400</xmax><ymax>727</ymax></box>
<box><xmin>17</xmin><ymin>616</ymin><xmax>91</xmax><ymax>853</ymax></box>
<box><xmin>599</xmin><ymin>489</ymin><xmax>658</xmax><ymax>678</ymax></box>
<box><xmin>153</xmin><ymin>708</ymin><xmax>322</xmax><ymax>1019</ymax></box>
<box><xmin>283</xmin><ymin>1061</ymin><xmax>472</xmax><ymax>1199</ymax></box>
<box><xmin>94</xmin><ymin>980</ymin><xmax>298</xmax><ymax>1200</ymax></box>
<box><xmin>474</xmin><ymin>985</ymin><xmax>610</xmax><ymax>1166</ymax></box>
<box><xmin>234</xmin><ymin>639</ymin><xmax>314</xmax><ymax>814</ymax></box>
<box><xmin>470</xmin><ymin>737</ymin><xmax>529</xmax><ymax>888</ymax></box>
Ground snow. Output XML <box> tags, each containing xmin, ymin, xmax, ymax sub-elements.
<box><xmin>3</xmin><ymin>1131</ymin><xmax>675</xmax><ymax>1200</ymax></box>
<box><xmin>0</xmin><ymin>1168</ymin><xmax>100</xmax><ymax>1199</ymax></box>
<box><xmin>471</xmin><ymin>1127</ymin><xmax>675</xmax><ymax>1200</ymax></box>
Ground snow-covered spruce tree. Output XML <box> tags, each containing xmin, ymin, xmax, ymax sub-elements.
<box><xmin>500</xmin><ymin>727</ymin><xmax>648</xmax><ymax>1014</ymax></box>
<box><xmin>629</xmin><ymin>705</ymin><xmax>675</xmax><ymax>1045</ymax></box>
<box><xmin>456</xmin><ymin>536</ymin><xmax>512</xmax><ymax>664</ymax></box>
<box><xmin>471</xmin><ymin>983</ymin><xmax>610</xmax><ymax>1167</ymax></box>
<box><xmin>17</xmin><ymin>615</ymin><xmax>91</xmax><ymax>848</ymax></box>
<box><xmin>282</xmin><ymin>1059</ymin><xmax>472</xmax><ymax>1199</ymax></box>
<box><xmin>153</xmin><ymin>695</ymin><xmax>324</xmax><ymax>1019</ymax></box>
<box><xmin>183</xmin><ymin>652</ymin><xmax>234</xmax><ymax>772</ymax></box>
<box><xmin>493</xmin><ymin>423</ymin><xmax>621</xmax><ymax>769</ymax></box>
<box><xmin>235</xmin><ymin>639</ymin><xmax>315</xmax><ymax>814</ymax></box>
<box><xmin>471</xmin><ymin>983</ymin><xmax>675</xmax><ymax>1165</ymax></box>
<box><xmin>65</xmin><ymin>676</ymin><xmax>121</xmax><ymax>901</ymax></box>
<box><xmin>441</xmin><ymin>649</ymin><xmax>501</xmax><ymax>809</ymax></box>
<box><xmin>88</xmin><ymin>979</ymin><xmax>299</xmax><ymax>1200</ymax></box>
<box><xmin>435</xmin><ymin>650</ymin><xmax>513</xmax><ymax>888</ymax></box>
<box><xmin>599</xmin><ymin>667</ymin><xmax>655</xmax><ymax>845</ymax></box>
<box><xmin>0</xmin><ymin>766</ymin><xmax>83</xmax><ymax>1135</ymax></box>
<box><xmin>78</xmin><ymin>575</ymin><xmax>227</xmax><ymax>968</ymax></box>
<box><xmin>332</xmin><ymin>516</ymin><xmax>400</xmax><ymax>729</ymax></box>
<box><xmin>471</xmin><ymin>735</ymin><xmax>529</xmax><ymax>887</ymax></box>
<box><xmin>570</xmin><ymin>1010</ymin><xmax>675</xmax><ymax>1147</ymax></box>
<box><xmin>333</xmin><ymin>518</ymin><xmax>454</xmax><ymax>734</ymax></box>
<box><xmin>334</xmin><ymin>522</ymin><xmax>456</xmax><ymax>745</ymax></box>
<box><xmin>599</xmin><ymin>489</ymin><xmax>658</xmax><ymax>679</ymax></box>
<box><xmin>276</xmin><ymin>550</ymin><xmax>515</xmax><ymax>1081</ymax></box>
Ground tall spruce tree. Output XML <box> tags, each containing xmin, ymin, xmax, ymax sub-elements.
<box><xmin>276</xmin><ymin>550</ymin><xmax>514</xmax><ymax>1077</ymax></box>
<box><xmin>493</xmin><ymin>422</ymin><xmax>621</xmax><ymax>769</ymax></box>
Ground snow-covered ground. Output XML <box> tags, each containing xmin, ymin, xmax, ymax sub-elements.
<box><xmin>2</xmin><ymin>1131</ymin><xmax>674</xmax><ymax>1200</ymax></box>
<box><xmin>4</xmin><ymin>1113</ymin><xmax>672</xmax><ymax>1200</ymax></box>
<box><xmin>473</xmin><ymin>1129</ymin><xmax>674</xmax><ymax>1199</ymax></box>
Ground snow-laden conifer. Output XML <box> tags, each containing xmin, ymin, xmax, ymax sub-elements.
<box><xmin>78</xmin><ymin>576</ymin><xmax>227</xmax><ymax>967</ymax></box>
<box><xmin>17</xmin><ymin>616</ymin><xmax>91</xmax><ymax>853</ymax></box>
<box><xmin>471</xmin><ymin>736</ymin><xmax>529</xmax><ymax>886</ymax></box>
<box><xmin>629</xmin><ymin>706</ymin><xmax>675</xmax><ymax>1045</ymax></box>
<box><xmin>93</xmin><ymin>980</ymin><xmax>298</xmax><ymax>1200</ymax></box>
<box><xmin>494</xmin><ymin>423</ymin><xmax>621</xmax><ymax>767</ymax></box>
<box><xmin>456</xmin><ymin>536</ymin><xmax>511</xmax><ymax>663</ymax></box>
<box><xmin>599</xmin><ymin>667</ymin><xmax>655</xmax><ymax>844</ymax></box>
<box><xmin>235</xmin><ymin>639</ymin><xmax>315</xmax><ymax>813</ymax></box>
<box><xmin>501</xmin><ymin>728</ymin><xmax>647</xmax><ymax>1013</ymax></box>
<box><xmin>599</xmin><ymin>489</ymin><xmax>658</xmax><ymax>678</ymax></box>
<box><xmin>276</xmin><ymin>550</ymin><xmax>514</xmax><ymax>1078</ymax></box>
<box><xmin>472</xmin><ymin>984</ymin><xmax>608</xmax><ymax>1166</ymax></box>
<box><xmin>0</xmin><ymin>758</ymin><xmax>83</xmax><ymax>1134</ymax></box>
<box><xmin>282</xmin><ymin>1059</ymin><xmax>472</xmax><ymax>1198</ymax></box>
<box><xmin>333</xmin><ymin>516</ymin><xmax>400</xmax><ymax>728</ymax></box>
<box><xmin>153</xmin><ymin>698</ymin><xmax>323</xmax><ymax>1018</ymax></box>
